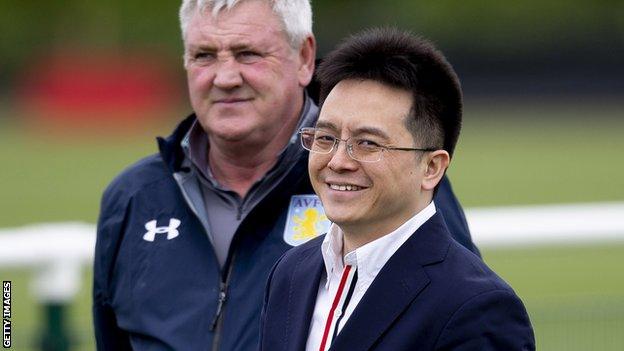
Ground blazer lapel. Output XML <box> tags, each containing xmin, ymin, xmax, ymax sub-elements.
<box><xmin>287</xmin><ymin>244</ymin><xmax>325</xmax><ymax>351</ymax></box>
<box><xmin>329</xmin><ymin>213</ymin><xmax>451</xmax><ymax>351</ymax></box>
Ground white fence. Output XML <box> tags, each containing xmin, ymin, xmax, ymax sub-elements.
<box><xmin>466</xmin><ymin>201</ymin><xmax>624</xmax><ymax>246</ymax></box>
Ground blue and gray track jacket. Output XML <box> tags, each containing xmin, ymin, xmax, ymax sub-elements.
<box><xmin>93</xmin><ymin>114</ymin><xmax>479</xmax><ymax>351</ymax></box>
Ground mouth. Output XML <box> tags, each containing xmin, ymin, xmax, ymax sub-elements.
<box><xmin>327</xmin><ymin>182</ymin><xmax>367</xmax><ymax>192</ymax></box>
<box><xmin>213</xmin><ymin>97</ymin><xmax>252</xmax><ymax>104</ymax></box>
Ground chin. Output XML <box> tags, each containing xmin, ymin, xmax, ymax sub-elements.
<box><xmin>206</xmin><ymin>120</ymin><xmax>257</xmax><ymax>142</ymax></box>
<box><xmin>323</xmin><ymin>206</ymin><xmax>361</xmax><ymax>228</ymax></box>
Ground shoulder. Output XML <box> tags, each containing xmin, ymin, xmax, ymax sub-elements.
<box><xmin>434</xmin><ymin>286</ymin><xmax>535</xmax><ymax>349</ymax></box>
<box><xmin>412</xmin><ymin>218</ymin><xmax>521</xmax><ymax>310</ymax></box>
<box><xmin>97</xmin><ymin>152</ymin><xmax>175</xmax><ymax>237</ymax></box>
<box><xmin>268</xmin><ymin>234</ymin><xmax>324</xmax><ymax>285</ymax></box>
<box><xmin>100</xmin><ymin>153</ymin><xmax>170</xmax><ymax>207</ymax></box>
<box><xmin>101</xmin><ymin>115</ymin><xmax>195</xmax><ymax>207</ymax></box>
<box><xmin>429</xmin><ymin>242</ymin><xmax>535</xmax><ymax>348</ymax></box>
<box><xmin>277</xmin><ymin>235</ymin><xmax>324</xmax><ymax>267</ymax></box>
<box><xmin>425</xmin><ymin>229</ymin><xmax>512</xmax><ymax>295</ymax></box>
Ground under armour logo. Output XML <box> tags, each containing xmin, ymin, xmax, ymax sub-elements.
<box><xmin>143</xmin><ymin>218</ymin><xmax>181</xmax><ymax>242</ymax></box>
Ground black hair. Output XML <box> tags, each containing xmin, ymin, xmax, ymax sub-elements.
<box><xmin>315</xmin><ymin>27</ymin><xmax>462</xmax><ymax>157</ymax></box>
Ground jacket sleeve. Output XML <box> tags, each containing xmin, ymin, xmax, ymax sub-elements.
<box><xmin>92</xmin><ymin>186</ymin><xmax>132</xmax><ymax>351</ymax></box>
<box><xmin>434</xmin><ymin>175</ymin><xmax>480</xmax><ymax>256</ymax></box>
<box><xmin>93</xmin><ymin>302</ymin><xmax>132</xmax><ymax>350</ymax></box>
<box><xmin>434</xmin><ymin>290</ymin><xmax>536</xmax><ymax>351</ymax></box>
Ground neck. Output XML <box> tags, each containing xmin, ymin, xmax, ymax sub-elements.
<box><xmin>207</xmin><ymin>108</ymin><xmax>302</xmax><ymax>198</ymax></box>
<box><xmin>208</xmin><ymin>146</ymin><xmax>279</xmax><ymax>198</ymax></box>
<box><xmin>340</xmin><ymin>196</ymin><xmax>432</xmax><ymax>255</ymax></box>
<box><xmin>341</xmin><ymin>225</ymin><xmax>394</xmax><ymax>256</ymax></box>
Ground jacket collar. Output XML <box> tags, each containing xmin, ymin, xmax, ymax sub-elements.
<box><xmin>157</xmin><ymin>114</ymin><xmax>196</xmax><ymax>174</ymax></box>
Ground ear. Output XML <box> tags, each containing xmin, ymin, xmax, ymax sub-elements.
<box><xmin>421</xmin><ymin>150</ymin><xmax>450</xmax><ymax>191</ymax></box>
<box><xmin>297</xmin><ymin>35</ymin><xmax>316</xmax><ymax>87</ymax></box>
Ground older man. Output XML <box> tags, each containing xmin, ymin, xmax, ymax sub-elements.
<box><xmin>93</xmin><ymin>1</ymin><xmax>477</xmax><ymax>350</ymax></box>
<box><xmin>260</xmin><ymin>28</ymin><xmax>535</xmax><ymax>351</ymax></box>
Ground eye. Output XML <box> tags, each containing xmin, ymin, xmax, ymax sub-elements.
<box><xmin>190</xmin><ymin>52</ymin><xmax>216</xmax><ymax>65</ymax></box>
<box><xmin>237</xmin><ymin>50</ymin><xmax>262</xmax><ymax>63</ymax></box>
<box><xmin>355</xmin><ymin>139</ymin><xmax>382</xmax><ymax>151</ymax></box>
<box><xmin>314</xmin><ymin>133</ymin><xmax>336</xmax><ymax>143</ymax></box>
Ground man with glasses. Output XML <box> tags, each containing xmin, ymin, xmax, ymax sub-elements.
<box><xmin>260</xmin><ymin>28</ymin><xmax>535</xmax><ymax>351</ymax></box>
<box><xmin>93</xmin><ymin>1</ymin><xmax>478</xmax><ymax>350</ymax></box>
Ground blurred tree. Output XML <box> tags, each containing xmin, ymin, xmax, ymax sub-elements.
<box><xmin>0</xmin><ymin>0</ymin><xmax>181</xmax><ymax>94</ymax></box>
<box><xmin>1</xmin><ymin>0</ymin><xmax>622</xmax><ymax>97</ymax></box>
<box><xmin>313</xmin><ymin>0</ymin><xmax>624</xmax><ymax>56</ymax></box>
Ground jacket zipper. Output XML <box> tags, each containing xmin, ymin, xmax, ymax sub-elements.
<box><xmin>236</xmin><ymin>203</ymin><xmax>244</xmax><ymax>220</ymax></box>
<box><xmin>172</xmin><ymin>170</ymin><xmax>237</xmax><ymax>350</ymax></box>
<box><xmin>211</xmin><ymin>254</ymin><xmax>236</xmax><ymax>351</ymax></box>
<box><xmin>213</xmin><ymin>202</ymin><xmax>243</xmax><ymax>348</ymax></box>
<box><xmin>210</xmin><ymin>282</ymin><xmax>227</xmax><ymax>331</ymax></box>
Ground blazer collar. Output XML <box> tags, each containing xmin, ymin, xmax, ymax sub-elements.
<box><xmin>329</xmin><ymin>212</ymin><xmax>452</xmax><ymax>351</ymax></box>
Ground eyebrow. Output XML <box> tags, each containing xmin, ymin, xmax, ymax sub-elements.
<box><xmin>314</xmin><ymin>121</ymin><xmax>391</xmax><ymax>141</ymax></box>
<box><xmin>352</xmin><ymin>126</ymin><xmax>391</xmax><ymax>141</ymax></box>
<box><xmin>230</xmin><ymin>43</ymin><xmax>256</xmax><ymax>52</ymax></box>
<box><xmin>186</xmin><ymin>44</ymin><xmax>215</xmax><ymax>53</ymax></box>
<box><xmin>314</xmin><ymin>121</ymin><xmax>339</xmax><ymax>132</ymax></box>
<box><xmin>187</xmin><ymin>41</ymin><xmax>257</xmax><ymax>52</ymax></box>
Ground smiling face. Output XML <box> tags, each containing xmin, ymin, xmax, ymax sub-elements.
<box><xmin>183</xmin><ymin>0</ymin><xmax>314</xmax><ymax>145</ymax></box>
<box><xmin>309</xmin><ymin>79</ymin><xmax>435</xmax><ymax>243</ymax></box>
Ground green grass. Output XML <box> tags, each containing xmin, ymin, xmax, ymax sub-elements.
<box><xmin>483</xmin><ymin>243</ymin><xmax>624</xmax><ymax>350</ymax></box>
<box><xmin>450</xmin><ymin>103</ymin><xmax>624</xmax><ymax>206</ymax></box>
<box><xmin>1</xmin><ymin>102</ymin><xmax>624</xmax><ymax>350</ymax></box>
<box><xmin>0</xmin><ymin>119</ymin><xmax>170</xmax><ymax>227</ymax></box>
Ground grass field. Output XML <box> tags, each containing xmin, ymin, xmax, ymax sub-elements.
<box><xmin>485</xmin><ymin>244</ymin><xmax>624</xmax><ymax>350</ymax></box>
<box><xmin>1</xmin><ymin>102</ymin><xmax>623</xmax><ymax>350</ymax></box>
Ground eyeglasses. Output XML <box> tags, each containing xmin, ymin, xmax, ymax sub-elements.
<box><xmin>299</xmin><ymin>127</ymin><xmax>438</xmax><ymax>163</ymax></box>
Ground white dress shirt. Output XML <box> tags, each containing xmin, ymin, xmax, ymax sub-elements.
<box><xmin>305</xmin><ymin>201</ymin><xmax>437</xmax><ymax>351</ymax></box>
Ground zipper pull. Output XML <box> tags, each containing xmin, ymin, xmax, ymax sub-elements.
<box><xmin>236</xmin><ymin>204</ymin><xmax>243</xmax><ymax>221</ymax></box>
<box><xmin>210</xmin><ymin>283</ymin><xmax>227</xmax><ymax>331</ymax></box>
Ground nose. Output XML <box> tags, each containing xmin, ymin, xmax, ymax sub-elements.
<box><xmin>327</xmin><ymin>141</ymin><xmax>359</xmax><ymax>172</ymax></box>
<box><xmin>213</xmin><ymin>57</ymin><xmax>243</xmax><ymax>90</ymax></box>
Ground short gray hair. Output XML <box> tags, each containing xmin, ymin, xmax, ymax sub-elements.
<box><xmin>179</xmin><ymin>0</ymin><xmax>313</xmax><ymax>48</ymax></box>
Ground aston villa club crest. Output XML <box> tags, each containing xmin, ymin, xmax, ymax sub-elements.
<box><xmin>283</xmin><ymin>195</ymin><xmax>330</xmax><ymax>246</ymax></box>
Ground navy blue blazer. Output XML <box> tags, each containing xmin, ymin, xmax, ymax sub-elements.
<box><xmin>260</xmin><ymin>213</ymin><xmax>535</xmax><ymax>351</ymax></box>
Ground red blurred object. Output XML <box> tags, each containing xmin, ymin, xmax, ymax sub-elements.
<box><xmin>16</xmin><ymin>49</ymin><xmax>182</xmax><ymax>130</ymax></box>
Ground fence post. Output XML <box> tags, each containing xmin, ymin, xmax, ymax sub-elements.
<box><xmin>33</xmin><ymin>260</ymin><xmax>82</xmax><ymax>351</ymax></box>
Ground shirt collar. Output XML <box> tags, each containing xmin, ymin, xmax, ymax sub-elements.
<box><xmin>320</xmin><ymin>201</ymin><xmax>437</xmax><ymax>289</ymax></box>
